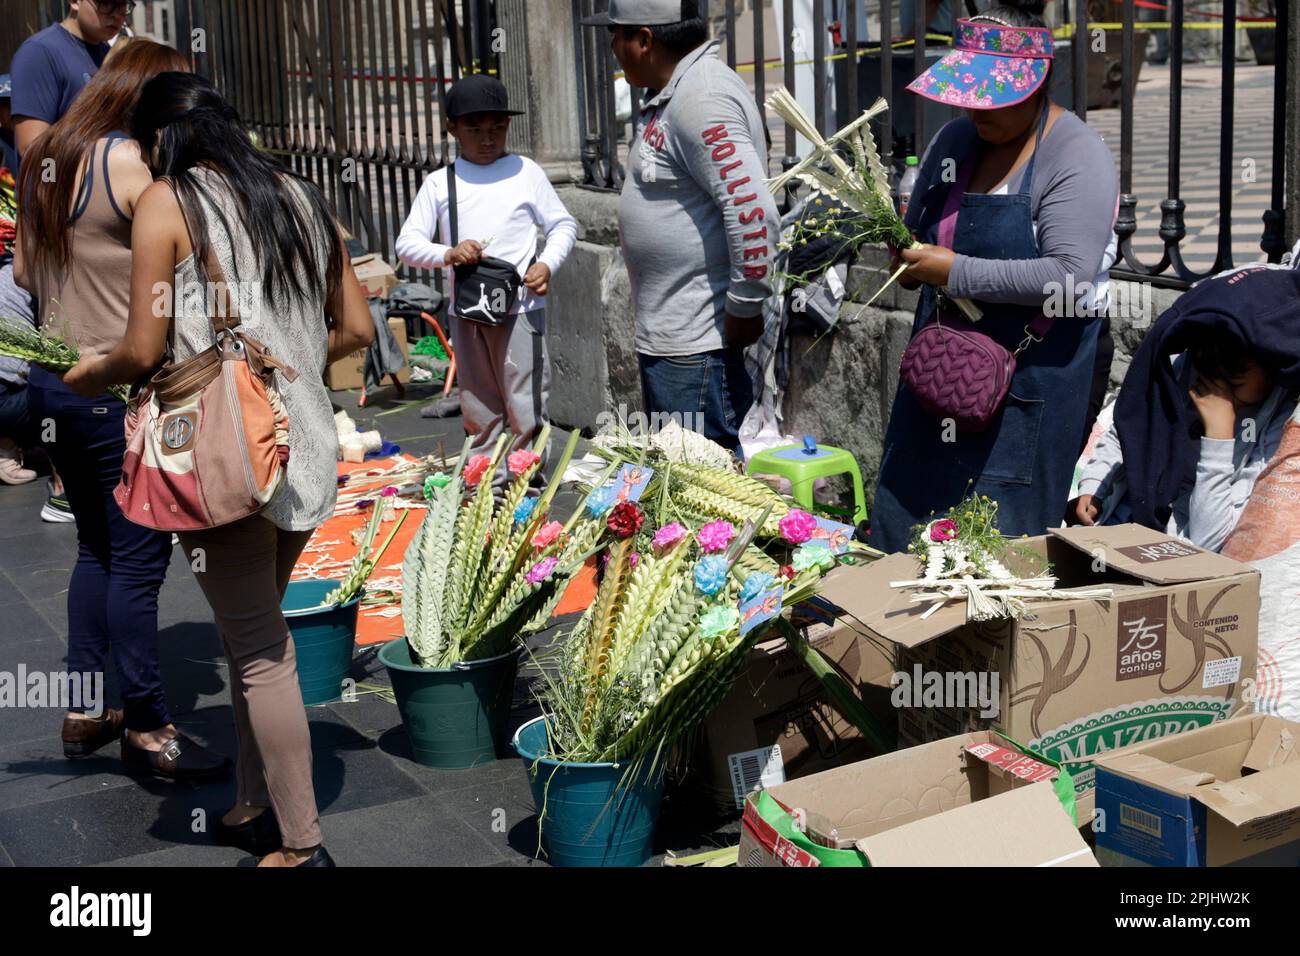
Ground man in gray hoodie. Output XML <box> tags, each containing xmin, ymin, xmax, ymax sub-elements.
<box><xmin>586</xmin><ymin>0</ymin><xmax>778</xmax><ymax>453</ymax></box>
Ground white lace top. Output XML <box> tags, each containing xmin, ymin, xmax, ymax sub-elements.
<box><xmin>171</xmin><ymin>167</ymin><xmax>339</xmax><ymax>532</ymax></box>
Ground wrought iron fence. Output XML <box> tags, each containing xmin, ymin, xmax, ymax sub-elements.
<box><xmin>1</xmin><ymin>1</ymin><xmax>1289</xmax><ymax>291</ymax></box>
<box><xmin>575</xmin><ymin>0</ymin><xmax>1291</xmax><ymax>287</ymax></box>
<box><xmin>195</xmin><ymin>0</ymin><xmax>496</xmax><ymax>285</ymax></box>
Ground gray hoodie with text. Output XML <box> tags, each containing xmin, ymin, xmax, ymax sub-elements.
<box><xmin>618</xmin><ymin>40</ymin><xmax>779</xmax><ymax>357</ymax></box>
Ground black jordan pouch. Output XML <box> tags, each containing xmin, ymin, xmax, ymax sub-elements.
<box><xmin>447</xmin><ymin>161</ymin><xmax>522</xmax><ymax>326</ymax></box>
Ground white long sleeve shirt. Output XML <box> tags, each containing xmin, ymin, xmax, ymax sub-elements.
<box><xmin>1077</xmin><ymin>355</ymin><xmax>1299</xmax><ymax>552</ymax></box>
<box><xmin>395</xmin><ymin>154</ymin><xmax>577</xmax><ymax>317</ymax></box>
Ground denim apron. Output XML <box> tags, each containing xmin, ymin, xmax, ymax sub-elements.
<box><xmin>870</xmin><ymin>111</ymin><xmax>1101</xmax><ymax>553</ymax></box>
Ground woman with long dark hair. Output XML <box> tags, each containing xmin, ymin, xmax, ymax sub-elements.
<box><xmin>13</xmin><ymin>40</ymin><xmax>235</xmax><ymax>779</ymax></box>
<box><xmin>869</xmin><ymin>0</ymin><xmax>1119</xmax><ymax>551</ymax></box>
<box><xmin>64</xmin><ymin>73</ymin><xmax>374</xmax><ymax>867</ymax></box>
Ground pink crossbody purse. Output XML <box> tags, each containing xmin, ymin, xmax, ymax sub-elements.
<box><xmin>897</xmin><ymin>160</ymin><xmax>1053</xmax><ymax>433</ymax></box>
<box><xmin>114</xmin><ymin>207</ymin><xmax>298</xmax><ymax>531</ymax></box>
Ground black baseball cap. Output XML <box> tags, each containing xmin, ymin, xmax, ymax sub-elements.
<box><xmin>444</xmin><ymin>74</ymin><xmax>524</xmax><ymax>120</ymax></box>
<box><xmin>581</xmin><ymin>1</ymin><xmax>690</xmax><ymax>27</ymax></box>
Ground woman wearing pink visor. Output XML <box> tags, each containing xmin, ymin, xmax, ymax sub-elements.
<box><xmin>869</xmin><ymin>0</ymin><xmax>1119</xmax><ymax>553</ymax></box>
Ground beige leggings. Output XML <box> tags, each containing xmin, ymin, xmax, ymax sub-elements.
<box><xmin>179</xmin><ymin>515</ymin><xmax>320</xmax><ymax>849</ymax></box>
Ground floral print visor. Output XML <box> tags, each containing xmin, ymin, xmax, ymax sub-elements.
<box><xmin>906</xmin><ymin>18</ymin><xmax>1054</xmax><ymax>109</ymax></box>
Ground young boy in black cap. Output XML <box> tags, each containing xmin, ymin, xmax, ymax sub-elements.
<box><xmin>396</xmin><ymin>74</ymin><xmax>577</xmax><ymax>491</ymax></box>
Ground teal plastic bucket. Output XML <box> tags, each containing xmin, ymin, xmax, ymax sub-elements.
<box><xmin>282</xmin><ymin>579</ymin><xmax>363</xmax><ymax>706</ymax></box>
<box><xmin>378</xmin><ymin>638</ymin><xmax>520</xmax><ymax>769</ymax></box>
<box><xmin>512</xmin><ymin>716</ymin><xmax>665</xmax><ymax>867</ymax></box>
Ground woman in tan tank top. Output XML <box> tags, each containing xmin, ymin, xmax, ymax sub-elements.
<box><xmin>14</xmin><ymin>41</ymin><xmax>230</xmax><ymax>780</ymax></box>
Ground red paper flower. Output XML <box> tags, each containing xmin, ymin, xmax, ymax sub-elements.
<box><xmin>606</xmin><ymin>502</ymin><xmax>644</xmax><ymax>539</ymax></box>
<box><xmin>929</xmin><ymin>519</ymin><xmax>959</xmax><ymax>542</ymax></box>
<box><xmin>507</xmin><ymin>449</ymin><xmax>541</xmax><ymax>477</ymax></box>
<box><xmin>779</xmin><ymin>564</ymin><xmax>796</xmax><ymax>581</ymax></box>
<box><xmin>463</xmin><ymin>455</ymin><xmax>491</xmax><ymax>486</ymax></box>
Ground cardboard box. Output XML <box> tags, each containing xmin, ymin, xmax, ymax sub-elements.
<box><xmin>326</xmin><ymin>316</ymin><xmax>410</xmax><ymax>392</ymax></box>
<box><xmin>693</xmin><ymin>582</ymin><xmax>899</xmax><ymax>814</ymax></box>
<box><xmin>738</xmin><ymin>729</ymin><xmax>1096</xmax><ymax>867</ymax></box>
<box><xmin>1094</xmin><ymin>713</ymin><xmax>1300</xmax><ymax>866</ymax></box>
<box><xmin>820</xmin><ymin>525</ymin><xmax>1260</xmax><ymax>820</ymax></box>
<box><xmin>351</xmin><ymin>253</ymin><xmax>400</xmax><ymax>299</ymax></box>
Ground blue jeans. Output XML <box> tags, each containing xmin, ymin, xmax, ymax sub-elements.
<box><xmin>637</xmin><ymin>348</ymin><xmax>754</xmax><ymax>454</ymax></box>
<box><xmin>27</xmin><ymin>368</ymin><xmax>174</xmax><ymax>732</ymax></box>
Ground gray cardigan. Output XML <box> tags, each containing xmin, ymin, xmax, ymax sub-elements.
<box><xmin>904</xmin><ymin>110</ymin><xmax>1120</xmax><ymax>308</ymax></box>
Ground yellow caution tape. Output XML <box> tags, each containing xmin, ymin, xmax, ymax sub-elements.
<box><xmin>1055</xmin><ymin>20</ymin><xmax>1273</xmax><ymax>33</ymax></box>
<box><xmin>615</xmin><ymin>22</ymin><xmax>1272</xmax><ymax>80</ymax></box>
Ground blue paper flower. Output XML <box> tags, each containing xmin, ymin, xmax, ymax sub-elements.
<box><xmin>514</xmin><ymin>497</ymin><xmax>537</xmax><ymax>526</ymax></box>
<box><xmin>694</xmin><ymin>555</ymin><xmax>730</xmax><ymax>596</ymax></box>
<box><xmin>586</xmin><ymin>485</ymin><xmax>613</xmax><ymax>518</ymax></box>
<box><xmin>740</xmin><ymin>572</ymin><xmax>776</xmax><ymax>604</ymax></box>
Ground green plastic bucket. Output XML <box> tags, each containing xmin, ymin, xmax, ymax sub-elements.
<box><xmin>512</xmin><ymin>716</ymin><xmax>666</xmax><ymax>867</ymax></box>
<box><xmin>378</xmin><ymin>638</ymin><xmax>521</xmax><ymax>769</ymax></box>
<box><xmin>282</xmin><ymin>579</ymin><xmax>363</xmax><ymax>706</ymax></box>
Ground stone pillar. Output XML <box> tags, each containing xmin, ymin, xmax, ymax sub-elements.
<box><xmin>497</xmin><ymin>0</ymin><xmax>584</xmax><ymax>184</ymax></box>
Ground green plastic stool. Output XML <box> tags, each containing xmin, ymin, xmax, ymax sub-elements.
<box><xmin>747</xmin><ymin>436</ymin><xmax>868</xmax><ymax>524</ymax></box>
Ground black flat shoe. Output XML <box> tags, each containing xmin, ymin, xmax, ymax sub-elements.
<box><xmin>296</xmin><ymin>846</ymin><xmax>336</xmax><ymax>868</ymax></box>
<box><xmin>121</xmin><ymin>730</ymin><xmax>232</xmax><ymax>782</ymax></box>
<box><xmin>214</xmin><ymin>809</ymin><xmax>282</xmax><ymax>856</ymax></box>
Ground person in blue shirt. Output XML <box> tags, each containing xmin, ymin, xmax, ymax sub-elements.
<box><xmin>10</xmin><ymin>1</ymin><xmax>129</xmax><ymax>156</ymax></box>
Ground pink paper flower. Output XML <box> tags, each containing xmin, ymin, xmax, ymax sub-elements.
<box><xmin>930</xmin><ymin>519</ymin><xmax>959</xmax><ymax>542</ymax></box>
<box><xmin>526</xmin><ymin>556</ymin><xmax>558</xmax><ymax>584</ymax></box>
<box><xmin>532</xmin><ymin>520</ymin><xmax>563</xmax><ymax>550</ymax></box>
<box><xmin>380</xmin><ymin>485</ymin><xmax>398</xmax><ymax>498</ymax></box>
<box><xmin>779</xmin><ymin>509</ymin><xmax>817</xmax><ymax>545</ymax></box>
<box><xmin>463</xmin><ymin>455</ymin><xmax>491</xmax><ymax>486</ymax></box>
<box><xmin>652</xmin><ymin>522</ymin><xmax>688</xmax><ymax>553</ymax></box>
<box><xmin>507</xmin><ymin>449</ymin><xmax>541</xmax><ymax>477</ymax></box>
<box><xmin>696</xmin><ymin>519</ymin><xmax>736</xmax><ymax>554</ymax></box>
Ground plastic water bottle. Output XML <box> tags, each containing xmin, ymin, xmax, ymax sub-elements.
<box><xmin>898</xmin><ymin>155</ymin><xmax>920</xmax><ymax>218</ymax></box>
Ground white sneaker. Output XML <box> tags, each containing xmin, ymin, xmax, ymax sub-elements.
<box><xmin>41</xmin><ymin>500</ymin><xmax>76</xmax><ymax>523</ymax></box>
<box><xmin>41</xmin><ymin>480</ymin><xmax>76</xmax><ymax>523</ymax></box>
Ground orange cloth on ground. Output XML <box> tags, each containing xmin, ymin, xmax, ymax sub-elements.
<box><xmin>293</xmin><ymin>455</ymin><xmax>596</xmax><ymax>646</ymax></box>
